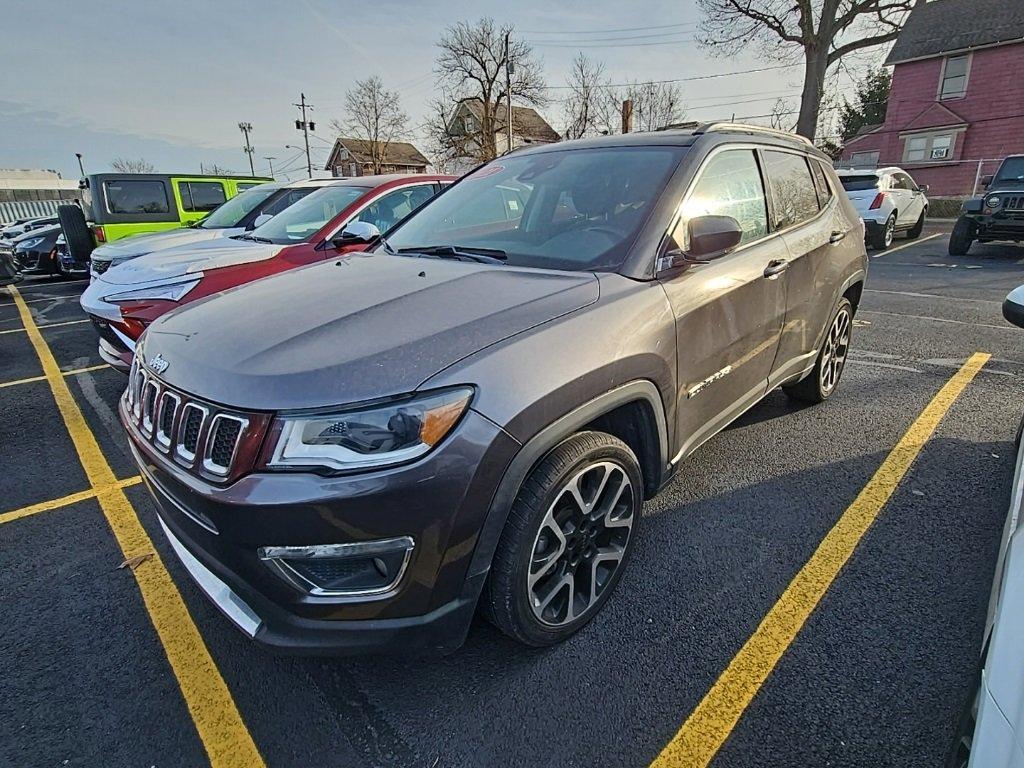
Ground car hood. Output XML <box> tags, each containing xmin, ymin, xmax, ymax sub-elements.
<box><xmin>141</xmin><ymin>253</ymin><xmax>600</xmax><ymax>410</ymax></box>
<box><xmin>92</xmin><ymin>227</ymin><xmax>239</xmax><ymax>262</ymax></box>
<box><xmin>98</xmin><ymin>238</ymin><xmax>279</xmax><ymax>286</ymax></box>
<box><xmin>13</xmin><ymin>224</ymin><xmax>61</xmax><ymax>245</ymax></box>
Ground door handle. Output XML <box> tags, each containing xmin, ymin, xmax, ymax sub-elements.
<box><xmin>829</xmin><ymin>230</ymin><xmax>847</xmax><ymax>244</ymax></box>
<box><xmin>764</xmin><ymin>259</ymin><xmax>789</xmax><ymax>278</ymax></box>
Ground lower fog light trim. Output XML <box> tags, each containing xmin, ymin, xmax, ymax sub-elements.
<box><xmin>258</xmin><ymin>536</ymin><xmax>415</xmax><ymax>599</ymax></box>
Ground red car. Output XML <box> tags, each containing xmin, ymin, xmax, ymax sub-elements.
<box><xmin>81</xmin><ymin>174</ymin><xmax>453</xmax><ymax>371</ymax></box>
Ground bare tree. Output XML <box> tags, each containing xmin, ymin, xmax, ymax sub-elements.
<box><xmin>600</xmin><ymin>81</ymin><xmax>685</xmax><ymax>134</ymax></box>
<box><xmin>331</xmin><ymin>76</ymin><xmax>409</xmax><ymax>174</ymax></box>
<box><xmin>110</xmin><ymin>157</ymin><xmax>154</xmax><ymax>173</ymax></box>
<box><xmin>769</xmin><ymin>98</ymin><xmax>796</xmax><ymax>131</ymax></box>
<box><xmin>434</xmin><ymin>17</ymin><xmax>548</xmax><ymax>162</ymax></box>
<box><xmin>562</xmin><ymin>54</ymin><xmax>610</xmax><ymax>140</ymax></box>
<box><xmin>203</xmin><ymin>163</ymin><xmax>232</xmax><ymax>175</ymax></box>
<box><xmin>697</xmin><ymin>0</ymin><xmax>913</xmax><ymax>139</ymax></box>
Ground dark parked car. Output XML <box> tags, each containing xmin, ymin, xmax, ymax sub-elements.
<box><xmin>10</xmin><ymin>224</ymin><xmax>77</xmax><ymax>277</ymax></box>
<box><xmin>950</xmin><ymin>155</ymin><xmax>1024</xmax><ymax>255</ymax></box>
<box><xmin>122</xmin><ymin>124</ymin><xmax>867</xmax><ymax>654</ymax></box>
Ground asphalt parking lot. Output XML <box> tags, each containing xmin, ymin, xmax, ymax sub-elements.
<box><xmin>2</xmin><ymin>222</ymin><xmax>1022</xmax><ymax>768</ymax></box>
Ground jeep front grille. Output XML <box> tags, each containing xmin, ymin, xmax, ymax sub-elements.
<box><xmin>123</xmin><ymin>357</ymin><xmax>266</xmax><ymax>481</ymax></box>
<box><xmin>1004</xmin><ymin>195</ymin><xmax>1024</xmax><ymax>212</ymax></box>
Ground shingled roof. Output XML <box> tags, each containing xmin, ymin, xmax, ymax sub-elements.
<box><xmin>885</xmin><ymin>0</ymin><xmax>1024</xmax><ymax>65</ymax></box>
<box><xmin>325</xmin><ymin>138</ymin><xmax>429</xmax><ymax>169</ymax></box>
<box><xmin>458</xmin><ymin>99</ymin><xmax>560</xmax><ymax>143</ymax></box>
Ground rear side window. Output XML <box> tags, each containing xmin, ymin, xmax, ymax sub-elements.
<box><xmin>179</xmin><ymin>181</ymin><xmax>226</xmax><ymax>212</ymax></box>
<box><xmin>810</xmin><ymin>161</ymin><xmax>833</xmax><ymax>208</ymax></box>
<box><xmin>676</xmin><ymin>149</ymin><xmax>769</xmax><ymax>247</ymax></box>
<box><xmin>762</xmin><ymin>151</ymin><xmax>819</xmax><ymax>229</ymax></box>
<box><xmin>104</xmin><ymin>180</ymin><xmax>170</xmax><ymax>214</ymax></box>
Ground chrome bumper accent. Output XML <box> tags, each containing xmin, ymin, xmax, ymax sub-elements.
<box><xmin>158</xmin><ymin>517</ymin><xmax>262</xmax><ymax>638</ymax></box>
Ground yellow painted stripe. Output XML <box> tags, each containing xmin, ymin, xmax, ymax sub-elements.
<box><xmin>0</xmin><ymin>476</ymin><xmax>142</xmax><ymax>525</ymax></box>
<box><xmin>0</xmin><ymin>318</ymin><xmax>90</xmax><ymax>336</ymax></box>
<box><xmin>650</xmin><ymin>352</ymin><xmax>990</xmax><ymax>768</ymax></box>
<box><xmin>8</xmin><ymin>285</ymin><xmax>264</xmax><ymax>768</ymax></box>
<box><xmin>0</xmin><ymin>363</ymin><xmax>110</xmax><ymax>390</ymax></box>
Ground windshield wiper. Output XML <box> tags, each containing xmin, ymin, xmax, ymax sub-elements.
<box><xmin>235</xmin><ymin>233</ymin><xmax>274</xmax><ymax>243</ymax></box>
<box><xmin>397</xmin><ymin>245</ymin><xmax>507</xmax><ymax>264</ymax></box>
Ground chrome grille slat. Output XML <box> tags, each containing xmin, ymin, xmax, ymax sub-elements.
<box><xmin>124</xmin><ymin>370</ymin><xmax>251</xmax><ymax>480</ymax></box>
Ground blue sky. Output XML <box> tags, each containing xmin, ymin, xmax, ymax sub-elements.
<box><xmin>1</xmin><ymin>0</ymin><xmax>877</xmax><ymax>179</ymax></box>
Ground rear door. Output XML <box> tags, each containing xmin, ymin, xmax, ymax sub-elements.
<box><xmin>659</xmin><ymin>147</ymin><xmax>787</xmax><ymax>459</ymax></box>
<box><xmin>769</xmin><ymin>151</ymin><xmax>854</xmax><ymax>381</ymax></box>
<box><xmin>173</xmin><ymin>179</ymin><xmax>228</xmax><ymax>225</ymax></box>
<box><xmin>894</xmin><ymin>172</ymin><xmax>925</xmax><ymax>226</ymax></box>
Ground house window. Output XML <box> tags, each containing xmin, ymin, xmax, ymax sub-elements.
<box><xmin>464</xmin><ymin>116</ymin><xmax>478</xmax><ymax>134</ymax></box>
<box><xmin>849</xmin><ymin>151</ymin><xmax>880</xmax><ymax>168</ymax></box>
<box><xmin>903</xmin><ymin>131</ymin><xmax>957</xmax><ymax>163</ymax></box>
<box><xmin>939</xmin><ymin>54</ymin><xmax>970</xmax><ymax>100</ymax></box>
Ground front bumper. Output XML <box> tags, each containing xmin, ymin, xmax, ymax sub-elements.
<box><xmin>123</xmin><ymin>399</ymin><xmax>519</xmax><ymax>654</ymax></box>
<box><xmin>971</xmin><ymin>212</ymin><xmax>1024</xmax><ymax>241</ymax></box>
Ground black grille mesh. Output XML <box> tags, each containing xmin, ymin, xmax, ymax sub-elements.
<box><xmin>209</xmin><ymin>419</ymin><xmax>242</xmax><ymax>468</ymax></box>
<box><xmin>92</xmin><ymin>259</ymin><xmax>111</xmax><ymax>275</ymax></box>
<box><xmin>159</xmin><ymin>396</ymin><xmax>176</xmax><ymax>437</ymax></box>
<box><xmin>181</xmin><ymin>408</ymin><xmax>203</xmax><ymax>454</ymax></box>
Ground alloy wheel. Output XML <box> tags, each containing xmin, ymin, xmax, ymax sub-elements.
<box><xmin>819</xmin><ymin>306</ymin><xmax>851</xmax><ymax>394</ymax></box>
<box><xmin>527</xmin><ymin>461</ymin><xmax>635</xmax><ymax>627</ymax></box>
<box><xmin>884</xmin><ymin>216</ymin><xmax>895</xmax><ymax>247</ymax></box>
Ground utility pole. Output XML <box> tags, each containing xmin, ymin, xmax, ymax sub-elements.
<box><xmin>293</xmin><ymin>93</ymin><xmax>315</xmax><ymax>178</ymax></box>
<box><xmin>238</xmin><ymin>122</ymin><xmax>255</xmax><ymax>176</ymax></box>
<box><xmin>74</xmin><ymin>153</ymin><xmax>85</xmax><ymax>177</ymax></box>
<box><xmin>621</xmin><ymin>99</ymin><xmax>633</xmax><ymax>134</ymax></box>
<box><xmin>263</xmin><ymin>156</ymin><xmax>277</xmax><ymax>178</ymax></box>
<box><xmin>504</xmin><ymin>32</ymin><xmax>514</xmax><ymax>154</ymax></box>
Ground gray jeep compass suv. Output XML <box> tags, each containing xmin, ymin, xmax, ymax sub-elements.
<box><xmin>121</xmin><ymin>124</ymin><xmax>867</xmax><ymax>654</ymax></box>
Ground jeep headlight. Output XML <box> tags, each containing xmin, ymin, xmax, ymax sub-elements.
<box><xmin>101</xmin><ymin>277</ymin><xmax>200</xmax><ymax>303</ymax></box>
<box><xmin>267</xmin><ymin>388</ymin><xmax>473</xmax><ymax>471</ymax></box>
<box><xmin>986</xmin><ymin>195</ymin><xmax>1001</xmax><ymax>209</ymax></box>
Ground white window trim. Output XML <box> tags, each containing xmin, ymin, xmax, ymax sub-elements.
<box><xmin>899</xmin><ymin>127</ymin><xmax>967</xmax><ymax>164</ymax></box>
<box><xmin>937</xmin><ymin>53</ymin><xmax>972</xmax><ymax>101</ymax></box>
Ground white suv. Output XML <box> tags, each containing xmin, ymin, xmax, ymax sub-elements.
<box><xmin>837</xmin><ymin>167</ymin><xmax>929</xmax><ymax>249</ymax></box>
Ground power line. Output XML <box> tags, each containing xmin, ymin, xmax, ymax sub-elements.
<box><xmin>532</xmin><ymin>36</ymin><xmax>695</xmax><ymax>48</ymax></box>
<box><xmin>539</xmin><ymin>63</ymin><xmax>800</xmax><ymax>90</ymax></box>
<box><xmin>522</xmin><ymin>21</ymin><xmax>696</xmax><ymax>35</ymax></box>
<box><xmin>529</xmin><ymin>28</ymin><xmax>699</xmax><ymax>43</ymax></box>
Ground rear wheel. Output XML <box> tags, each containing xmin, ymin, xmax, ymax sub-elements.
<box><xmin>949</xmin><ymin>217</ymin><xmax>975</xmax><ymax>256</ymax></box>
<box><xmin>869</xmin><ymin>214</ymin><xmax>896</xmax><ymax>250</ymax></box>
<box><xmin>783</xmin><ymin>298</ymin><xmax>853</xmax><ymax>404</ymax></box>
<box><xmin>482</xmin><ymin>431</ymin><xmax>642</xmax><ymax>646</ymax></box>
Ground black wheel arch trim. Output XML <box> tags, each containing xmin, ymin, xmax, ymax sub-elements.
<box><xmin>466</xmin><ymin>380</ymin><xmax>669</xmax><ymax>583</ymax></box>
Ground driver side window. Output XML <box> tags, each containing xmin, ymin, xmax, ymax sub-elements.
<box><xmin>671</xmin><ymin>150</ymin><xmax>769</xmax><ymax>250</ymax></box>
<box><xmin>353</xmin><ymin>185</ymin><xmax>436</xmax><ymax>233</ymax></box>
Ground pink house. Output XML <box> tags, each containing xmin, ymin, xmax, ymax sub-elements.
<box><xmin>840</xmin><ymin>0</ymin><xmax>1024</xmax><ymax>197</ymax></box>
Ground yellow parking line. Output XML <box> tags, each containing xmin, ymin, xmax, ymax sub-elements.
<box><xmin>0</xmin><ymin>476</ymin><xmax>142</xmax><ymax>525</ymax></box>
<box><xmin>650</xmin><ymin>352</ymin><xmax>990</xmax><ymax>768</ymax></box>
<box><xmin>8</xmin><ymin>286</ymin><xmax>264</xmax><ymax>768</ymax></box>
<box><xmin>0</xmin><ymin>364</ymin><xmax>110</xmax><ymax>390</ymax></box>
<box><xmin>0</xmin><ymin>318</ymin><xmax>90</xmax><ymax>336</ymax></box>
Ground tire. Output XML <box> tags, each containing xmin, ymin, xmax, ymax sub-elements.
<box><xmin>869</xmin><ymin>214</ymin><xmax>896</xmax><ymax>250</ymax></box>
<box><xmin>783</xmin><ymin>298</ymin><xmax>853</xmax><ymax>405</ymax></box>
<box><xmin>906</xmin><ymin>209</ymin><xmax>926</xmax><ymax>239</ymax></box>
<box><xmin>481</xmin><ymin>431</ymin><xmax>643</xmax><ymax>646</ymax></box>
<box><xmin>57</xmin><ymin>204</ymin><xmax>94</xmax><ymax>263</ymax></box>
<box><xmin>949</xmin><ymin>217</ymin><xmax>975</xmax><ymax>256</ymax></box>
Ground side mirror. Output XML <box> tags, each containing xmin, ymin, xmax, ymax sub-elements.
<box><xmin>1003</xmin><ymin>285</ymin><xmax>1024</xmax><ymax>328</ymax></box>
<box><xmin>918</xmin><ymin>184</ymin><xmax>929</xmax><ymax>194</ymax></box>
<box><xmin>982</xmin><ymin>175</ymin><xmax>994</xmax><ymax>188</ymax></box>
<box><xmin>251</xmin><ymin>213</ymin><xmax>273</xmax><ymax>229</ymax></box>
<box><xmin>683</xmin><ymin>215</ymin><xmax>744</xmax><ymax>263</ymax></box>
<box><xmin>332</xmin><ymin>220</ymin><xmax>380</xmax><ymax>248</ymax></box>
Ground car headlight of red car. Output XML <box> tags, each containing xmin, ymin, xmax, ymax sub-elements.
<box><xmin>102</xmin><ymin>277</ymin><xmax>200</xmax><ymax>304</ymax></box>
<box><xmin>265</xmin><ymin>387</ymin><xmax>473</xmax><ymax>471</ymax></box>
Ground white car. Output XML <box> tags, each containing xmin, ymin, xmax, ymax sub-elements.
<box><xmin>950</xmin><ymin>284</ymin><xmax>1024</xmax><ymax>768</ymax></box>
<box><xmin>836</xmin><ymin>167</ymin><xmax>929</xmax><ymax>250</ymax></box>
<box><xmin>87</xmin><ymin>178</ymin><xmax>336</xmax><ymax>280</ymax></box>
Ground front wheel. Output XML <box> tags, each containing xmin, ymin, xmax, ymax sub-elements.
<box><xmin>907</xmin><ymin>210</ymin><xmax>926</xmax><ymax>239</ymax></box>
<box><xmin>481</xmin><ymin>431</ymin><xmax>642</xmax><ymax>646</ymax></box>
<box><xmin>783</xmin><ymin>298</ymin><xmax>853</xmax><ymax>404</ymax></box>
<box><xmin>949</xmin><ymin>217</ymin><xmax>975</xmax><ymax>256</ymax></box>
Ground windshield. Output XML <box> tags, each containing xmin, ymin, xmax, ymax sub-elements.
<box><xmin>386</xmin><ymin>146</ymin><xmax>685</xmax><ymax>271</ymax></box>
<box><xmin>839</xmin><ymin>175</ymin><xmax>879</xmax><ymax>192</ymax></box>
<box><xmin>251</xmin><ymin>185</ymin><xmax>370</xmax><ymax>244</ymax></box>
<box><xmin>198</xmin><ymin>184</ymin><xmax>279</xmax><ymax>229</ymax></box>
<box><xmin>994</xmin><ymin>157</ymin><xmax>1024</xmax><ymax>186</ymax></box>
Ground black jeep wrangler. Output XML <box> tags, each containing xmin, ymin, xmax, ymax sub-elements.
<box><xmin>950</xmin><ymin>155</ymin><xmax>1024</xmax><ymax>256</ymax></box>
